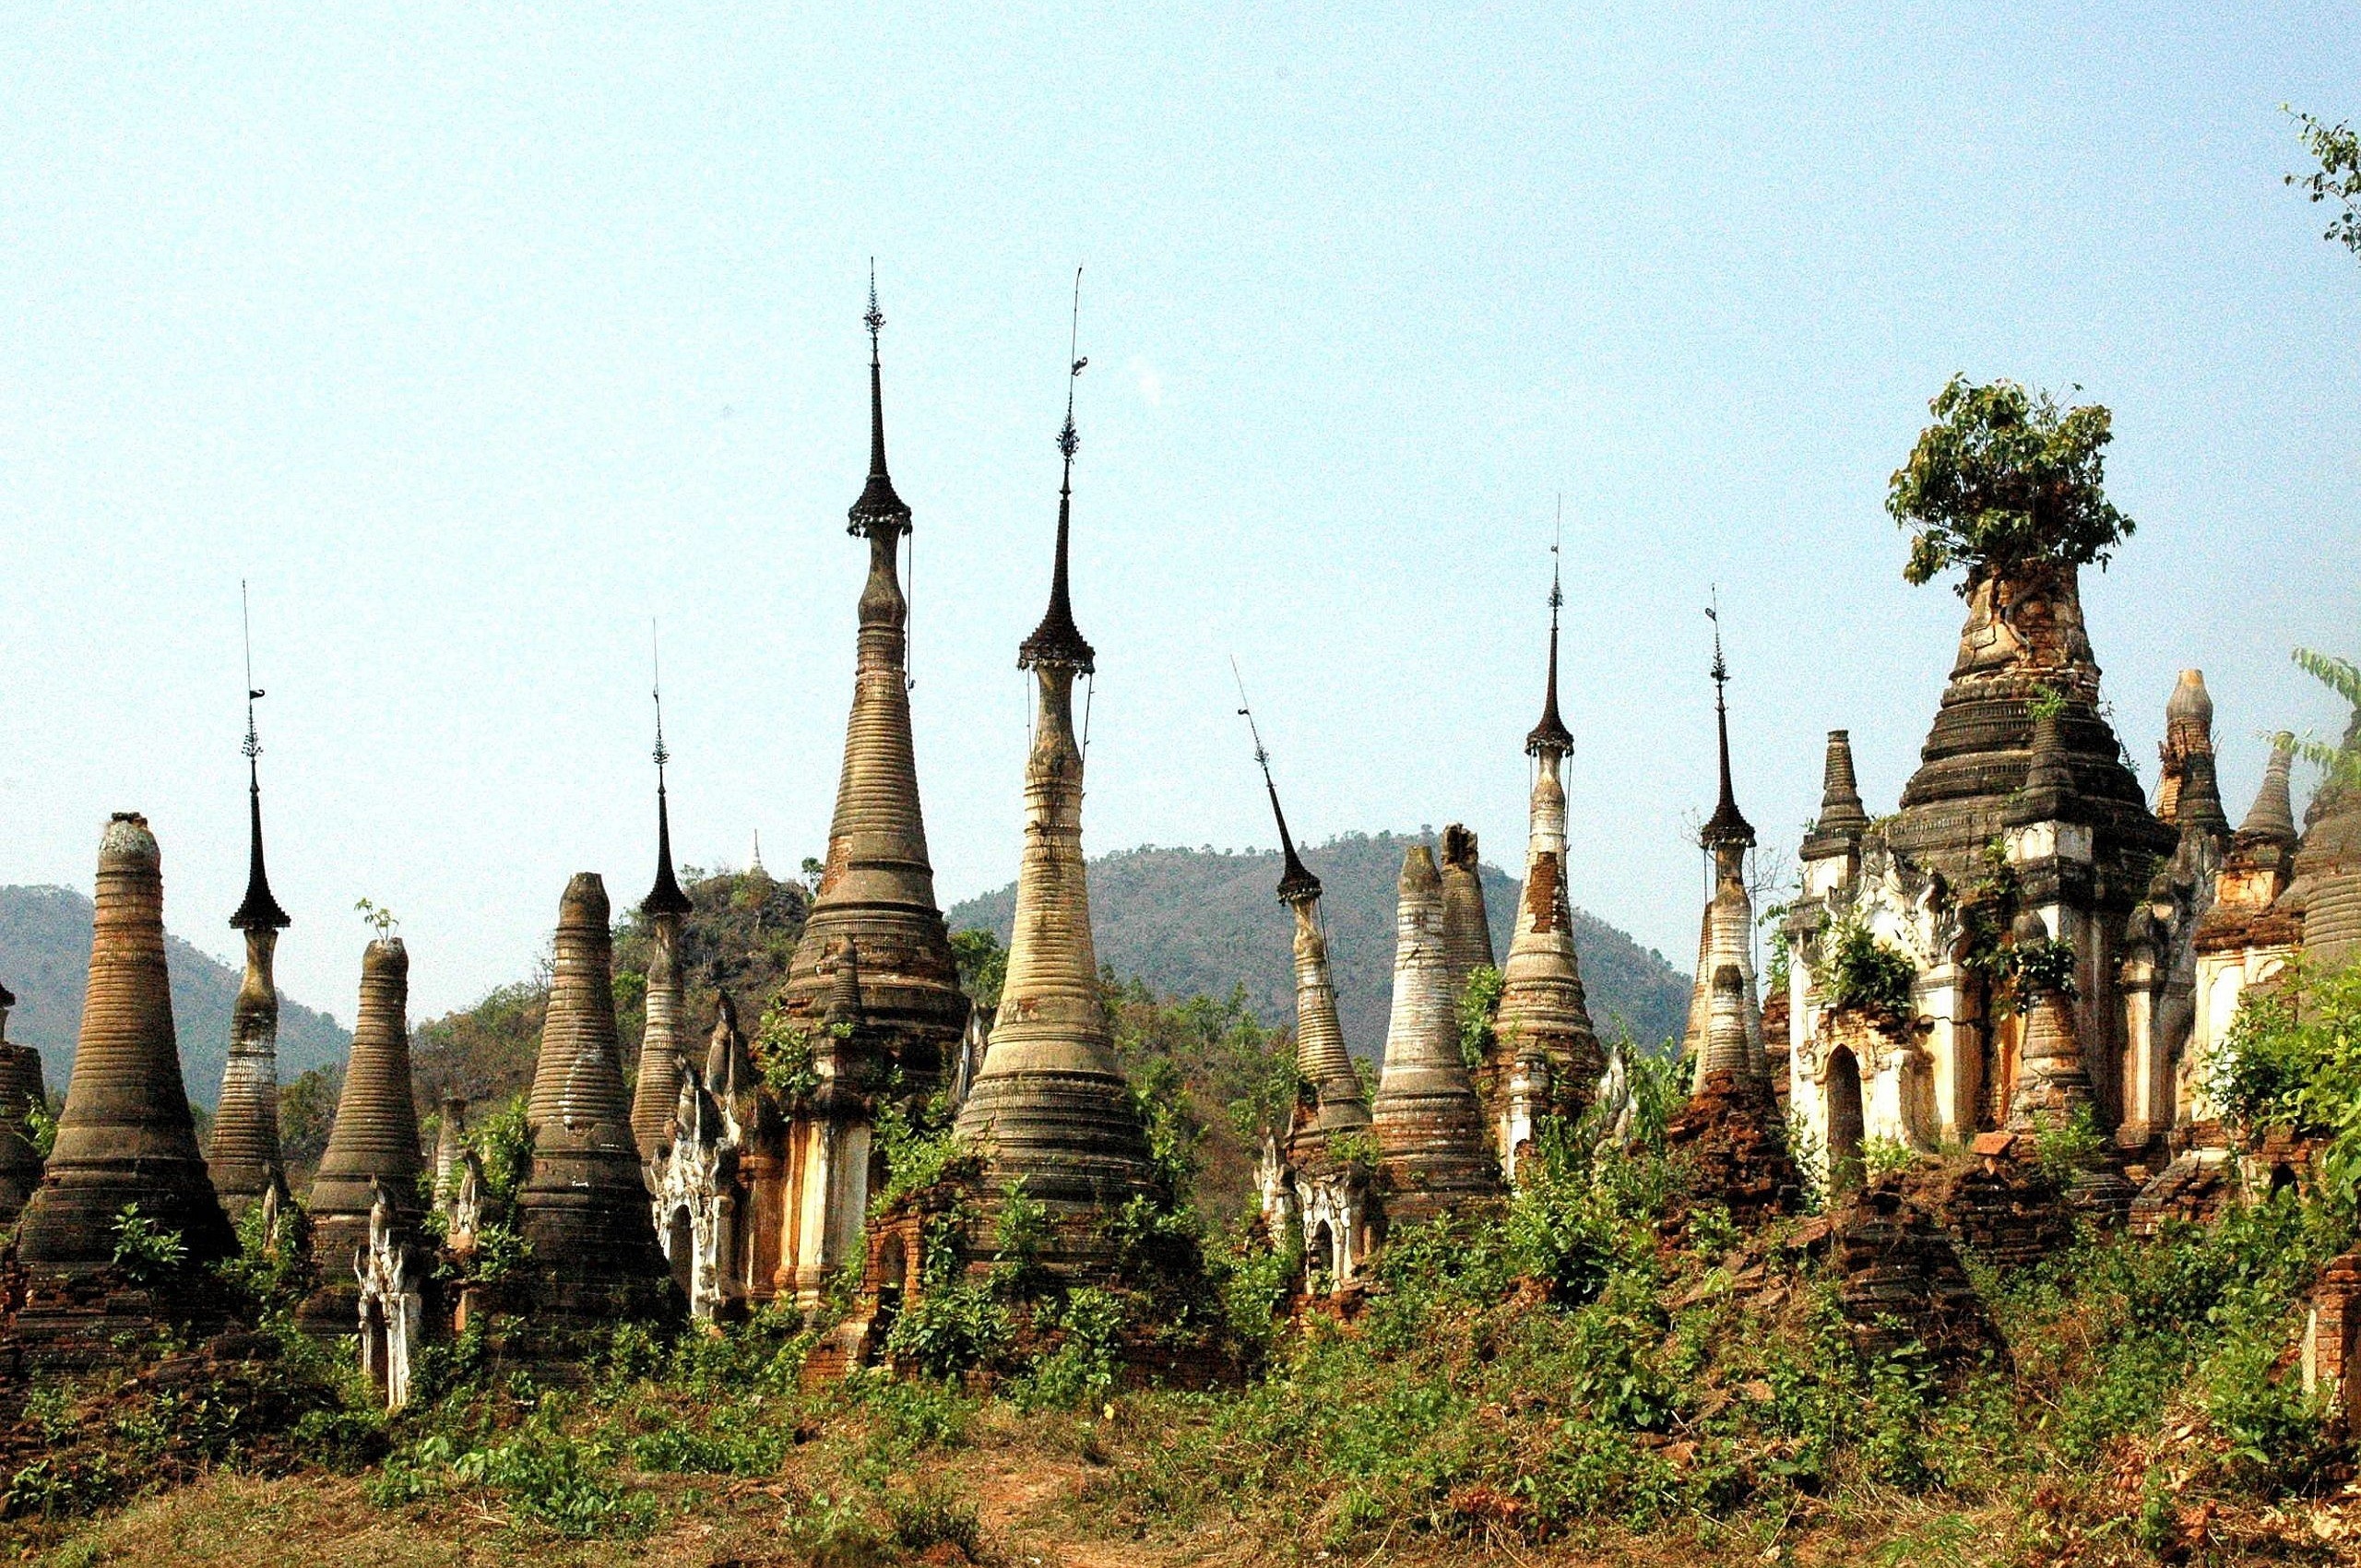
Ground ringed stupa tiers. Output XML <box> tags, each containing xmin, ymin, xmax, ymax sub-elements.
<box><xmin>300</xmin><ymin>936</ymin><xmax>424</xmax><ymax>1334</ymax></box>
<box><xmin>630</xmin><ymin>679</ymin><xmax>695</xmax><ymax>1162</ymax></box>
<box><xmin>1370</xmin><ymin>844</ymin><xmax>1500</xmax><ymax>1224</ymax></box>
<box><xmin>952</xmin><ymin>303</ymin><xmax>1159</xmax><ymax>1256</ymax></box>
<box><xmin>513</xmin><ymin>873</ymin><xmax>677</xmax><ymax>1324</ymax></box>
<box><xmin>208</xmin><ymin>675</ymin><xmax>293</xmax><ymax>1218</ymax></box>
<box><xmin>774</xmin><ymin>272</ymin><xmax>969</xmax><ymax>1091</ymax></box>
<box><xmin>16</xmin><ymin>814</ymin><xmax>236</xmax><ymax>1272</ymax></box>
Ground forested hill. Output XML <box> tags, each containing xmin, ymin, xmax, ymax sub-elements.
<box><xmin>0</xmin><ymin>884</ymin><xmax>351</xmax><ymax>1108</ymax></box>
<box><xmin>946</xmin><ymin>831</ymin><xmax>1691</xmax><ymax>1057</ymax></box>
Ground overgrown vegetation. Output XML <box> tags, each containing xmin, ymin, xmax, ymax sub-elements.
<box><xmin>1814</xmin><ymin>914</ymin><xmax>1917</xmax><ymax>1019</ymax></box>
<box><xmin>18</xmin><ymin>904</ymin><xmax>2361</xmax><ymax>1563</ymax></box>
<box><xmin>1887</xmin><ymin>374</ymin><xmax>2133</xmax><ymax>590</ymax></box>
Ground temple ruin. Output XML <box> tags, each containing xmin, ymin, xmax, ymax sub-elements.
<box><xmin>207</xmin><ymin>726</ymin><xmax>293</xmax><ymax>1219</ymax></box>
<box><xmin>299</xmin><ymin>937</ymin><xmax>423</xmax><ymax>1337</ymax></box>
<box><xmin>15</xmin><ymin>815</ymin><xmax>237</xmax><ymax>1276</ymax></box>
<box><xmin>949</xmin><ymin>338</ymin><xmax>1160</xmax><ymax>1270</ymax></box>
<box><xmin>0</xmin><ymin>982</ymin><xmax>42</xmax><ymax>1228</ymax></box>
<box><xmin>1785</xmin><ymin>560</ymin><xmax>2182</xmax><ymax>1188</ymax></box>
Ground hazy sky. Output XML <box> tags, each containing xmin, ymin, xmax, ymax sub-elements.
<box><xmin>5</xmin><ymin>5</ymin><xmax>2355</xmax><ymax>1024</ymax></box>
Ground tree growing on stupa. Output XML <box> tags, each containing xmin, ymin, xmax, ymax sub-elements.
<box><xmin>1886</xmin><ymin>375</ymin><xmax>2134</xmax><ymax>592</ymax></box>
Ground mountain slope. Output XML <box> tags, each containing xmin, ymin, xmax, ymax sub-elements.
<box><xmin>0</xmin><ymin>884</ymin><xmax>350</xmax><ymax>1109</ymax></box>
<box><xmin>946</xmin><ymin>831</ymin><xmax>1689</xmax><ymax>1057</ymax></box>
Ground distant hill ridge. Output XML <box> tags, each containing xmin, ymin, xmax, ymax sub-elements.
<box><xmin>946</xmin><ymin>830</ymin><xmax>1690</xmax><ymax>1057</ymax></box>
<box><xmin>0</xmin><ymin>884</ymin><xmax>350</xmax><ymax>1109</ymax></box>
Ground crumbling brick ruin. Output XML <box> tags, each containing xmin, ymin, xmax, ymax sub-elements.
<box><xmin>0</xmin><ymin>984</ymin><xmax>42</xmax><ymax>1229</ymax></box>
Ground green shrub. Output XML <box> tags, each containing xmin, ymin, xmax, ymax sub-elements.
<box><xmin>1455</xmin><ymin>965</ymin><xmax>1503</xmax><ymax>1074</ymax></box>
<box><xmin>1816</xmin><ymin>916</ymin><xmax>1917</xmax><ymax>1017</ymax></box>
<box><xmin>109</xmin><ymin>1204</ymin><xmax>187</xmax><ymax>1285</ymax></box>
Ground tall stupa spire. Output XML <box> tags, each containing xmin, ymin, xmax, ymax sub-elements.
<box><xmin>634</xmin><ymin>633</ymin><xmax>694</xmax><ymax>1159</ymax></box>
<box><xmin>777</xmin><ymin>266</ymin><xmax>969</xmax><ymax>1095</ymax></box>
<box><xmin>849</xmin><ymin>258</ymin><xmax>911</xmax><ymax>535</ymax></box>
<box><xmin>212</xmin><ymin>584</ymin><xmax>292</xmax><ymax>1215</ymax></box>
<box><xmin>1684</xmin><ymin>604</ymin><xmax>1767</xmax><ymax>1087</ymax></box>
<box><xmin>1487</xmin><ymin>539</ymin><xmax>1603</xmax><ymax>1142</ymax></box>
<box><xmin>1700</xmin><ymin>593</ymin><xmax>1756</xmax><ymax>853</ymax></box>
<box><xmin>1525</xmin><ymin>511</ymin><xmax>1573</xmax><ymax>760</ymax></box>
<box><xmin>1235</xmin><ymin>670</ymin><xmax>1363</xmax><ymax>1125</ymax></box>
<box><xmin>954</xmin><ymin>273</ymin><xmax>1157</xmax><ymax>1250</ymax></box>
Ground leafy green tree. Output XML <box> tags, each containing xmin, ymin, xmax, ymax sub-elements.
<box><xmin>950</xmin><ymin>927</ymin><xmax>1007</xmax><ymax>1009</ymax></box>
<box><xmin>2285</xmin><ymin>108</ymin><xmax>2360</xmax><ymax>260</ymax></box>
<box><xmin>1887</xmin><ymin>375</ymin><xmax>2133</xmax><ymax>591</ymax></box>
<box><xmin>2290</xmin><ymin>647</ymin><xmax>2360</xmax><ymax>794</ymax></box>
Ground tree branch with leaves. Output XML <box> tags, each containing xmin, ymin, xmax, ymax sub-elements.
<box><xmin>1888</xmin><ymin>375</ymin><xmax>2134</xmax><ymax>592</ymax></box>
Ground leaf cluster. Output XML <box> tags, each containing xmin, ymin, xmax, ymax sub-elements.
<box><xmin>1887</xmin><ymin>374</ymin><xmax>2133</xmax><ymax>589</ymax></box>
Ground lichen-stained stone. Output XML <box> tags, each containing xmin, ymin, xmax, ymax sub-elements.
<box><xmin>952</xmin><ymin>422</ymin><xmax>1158</xmax><ymax>1261</ymax></box>
<box><xmin>515</xmin><ymin>873</ymin><xmax>678</xmax><ymax>1324</ymax></box>
<box><xmin>1372</xmin><ymin>846</ymin><xmax>1499</xmax><ymax>1225</ymax></box>
<box><xmin>1437</xmin><ymin>824</ymin><xmax>1494</xmax><ymax>1001</ymax></box>
<box><xmin>300</xmin><ymin>938</ymin><xmax>424</xmax><ymax>1334</ymax></box>
<box><xmin>16</xmin><ymin>814</ymin><xmax>234</xmax><ymax>1272</ymax></box>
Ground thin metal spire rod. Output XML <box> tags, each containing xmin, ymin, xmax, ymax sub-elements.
<box><xmin>651</xmin><ymin>619</ymin><xmax>669</xmax><ymax>778</ymax></box>
<box><xmin>1230</xmin><ymin>655</ymin><xmax>1275</xmax><ymax>782</ymax></box>
<box><xmin>240</xmin><ymin>579</ymin><xmax>264</xmax><ymax>771</ymax></box>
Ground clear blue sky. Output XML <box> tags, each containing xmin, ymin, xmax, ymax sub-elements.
<box><xmin>4</xmin><ymin>5</ymin><xmax>2355</xmax><ymax>1023</ymax></box>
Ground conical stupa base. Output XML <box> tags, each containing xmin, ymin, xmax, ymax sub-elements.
<box><xmin>955</xmin><ymin>1067</ymin><xmax>1161</xmax><ymax>1273</ymax></box>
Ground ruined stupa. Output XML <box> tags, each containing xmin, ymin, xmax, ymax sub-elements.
<box><xmin>2155</xmin><ymin>670</ymin><xmax>2231</xmax><ymax>837</ymax></box>
<box><xmin>1662</xmin><ymin>636</ymin><xmax>1799</xmax><ymax>1226</ymax></box>
<box><xmin>755</xmin><ymin>279</ymin><xmax>974</xmax><ymax>1304</ymax></box>
<box><xmin>207</xmin><ymin>695</ymin><xmax>293</xmax><ymax>1219</ymax></box>
<box><xmin>630</xmin><ymin>689</ymin><xmax>695</xmax><ymax>1162</ymax></box>
<box><xmin>0</xmin><ymin>981</ymin><xmax>44</xmax><ymax>1227</ymax></box>
<box><xmin>1684</xmin><ymin>618</ymin><xmax>1768</xmax><ymax>1090</ymax></box>
<box><xmin>299</xmin><ymin>936</ymin><xmax>424</xmax><ymax>1335</ymax></box>
<box><xmin>774</xmin><ymin>274</ymin><xmax>969</xmax><ymax>1085</ymax></box>
<box><xmin>1241</xmin><ymin>702</ymin><xmax>1375</xmax><ymax>1291</ymax></box>
<box><xmin>16</xmin><ymin>814</ymin><xmax>236</xmax><ymax>1272</ymax></box>
<box><xmin>1437</xmin><ymin>825</ymin><xmax>1495</xmax><ymax>1002</ymax></box>
<box><xmin>2291</xmin><ymin>710</ymin><xmax>2361</xmax><ymax>973</ymax></box>
<box><xmin>513</xmin><ymin>873</ymin><xmax>677</xmax><ymax>1324</ymax></box>
<box><xmin>951</xmin><ymin>325</ymin><xmax>1159</xmax><ymax>1261</ymax></box>
<box><xmin>1484</xmin><ymin>558</ymin><xmax>1602</xmax><ymax>1164</ymax></box>
<box><xmin>1370</xmin><ymin>844</ymin><xmax>1500</xmax><ymax>1225</ymax></box>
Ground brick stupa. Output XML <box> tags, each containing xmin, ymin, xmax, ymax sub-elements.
<box><xmin>512</xmin><ymin>873</ymin><xmax>677</xmax><ymax>1324</ymax></box>
<box><xmin>951</xmin><ymin>347</ymin><xmax>1160</xmax><ymax>1267</ymax></box>
<box><xmin>12</xmin><ymin>815</ymin><xmax>236</xmax><ymax>1358</ymax></box>
<box><xmin>299</xmin><ymin>937</ymin><xmax>424</xmax><ymax>1335</ymax></box>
